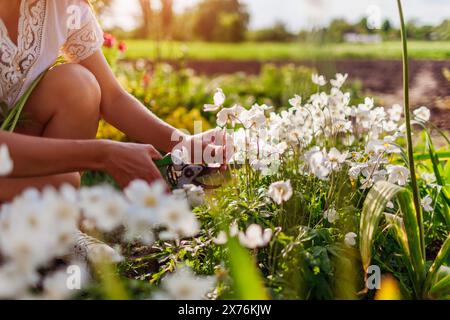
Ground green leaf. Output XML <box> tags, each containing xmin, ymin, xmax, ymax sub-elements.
<box><xmin>429</xmin><ymin>273</ymin><xmax>450</xmax><ymax>298</ymax></box>
<box><xmin>360</xmin><ymin>181</ymin><xmax>404</xmax><ymax>271</ymax></box>
<box><xmin>396</xmin><ymin>189</ymin><xmax>426</xmax><ymax>293</ymax></box>
<box><xmin>421</xmin><ymin>132</ymin><xmax>450</xmax><ymax>227</ymax></box>
<box><xmin>360</xmin><ymin>181</ymin><xmax>426</xmax><ymax>297</ymax></box>
<box><xmin>226</xmin><ymin>237</ymin><xmax>269</xmax><ymax>300</ymax></box>
<box><xmin>424</xmin><ymin>235</ymin><xmax>450</xmax><ymax>295</ymax></box>
<box><xmin>444</xmin><ymin>160</ymin><xmax>450</xmax><ymax>181</ymax></box>
<box><xmin>426</xmin><ymin>132</ymin><xmax>445</xmax><ymax>186</ymax></box>
<box><xmin>384</xmin><ymin>213</ymin><xmax>410</xmax><ymax>257</ymax></box>
<box><xmin>413</xmin><ymin>151</ymin><xmax>450</xmax><ymax>162</ymax></box>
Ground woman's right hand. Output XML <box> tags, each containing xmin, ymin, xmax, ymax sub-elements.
<box><xmin>101</xmin><ymin>141</ymin><xmax>166</xmax><ymax>189</ymax></box>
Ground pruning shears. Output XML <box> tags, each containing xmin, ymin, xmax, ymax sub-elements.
<box><xmin>155</xmin><ymin>153</ymin><xmax>222</xmax><ymax>190</ymax></box>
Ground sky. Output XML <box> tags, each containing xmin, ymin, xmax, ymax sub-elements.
<box><xmin>102</xmin><ymin>0</ymin><xmax>450</xmax><ymax>32</ymax></box>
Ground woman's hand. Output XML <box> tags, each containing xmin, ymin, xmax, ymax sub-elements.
<box><xmin>182</xmin><ymin>128</ymin><xmax>234</xmax><ymax>168</ymax></box>
<box><xmin>102</xmin><ymin>141</ymin><xmax>166</xmax><ymax>189</ymax></box>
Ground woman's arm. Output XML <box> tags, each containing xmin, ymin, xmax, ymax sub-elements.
<box><xmin>0</xmin><ymin>131</ymin><xmax>164</xmax><ymax>188</ymax></box>
<box><xmin>80</xmin><ymin>51</ymin><xmax>186</xmax><ymax>153</ymax></box>
<box><xmin>79</xmin><ymin>51</ymin><xmax>227</xmax><ymax>163</ymax></box>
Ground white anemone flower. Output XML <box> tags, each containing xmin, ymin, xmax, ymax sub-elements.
<box><xmin>388</xmin><ymin>104</ymin><xmax>403</xmax><ymax>122</ymax></box>
<box><xmin>182</xmin><ymin>184</ymin><xmax>206</xmax><ymax>207</ymax></box>
<box><xmin>123</xmin><ymin>206</ymin><xmax>156</xmax><ymax>245</ymax></box>
<box><xmin>330</xmin><ymin>73</ymin><xmax>348</xmax><ymax>88</ymax></box>
<box><xmin>324</xmin><ymin>208</ymin><xmax>338</xmax><ymax>224</ymax></box>
<box><xmin>413</xmin><ymin>106</ymin><xmax>431</xmax><ymax>123</ymax></box>
<box><xmin>204</xmin><ymin>88</ymin><xmax>225</xmax><ymax>112</ymax></box>
<box><xmin>289</xmin><ymin>95</ymin><xmax>302</xmax><ymax>108</ymax></box>
<box><xmin>421</xmin><ymin>172</ymin><xmax>436</xmax><ymax>186</ymax></box>
<box><xmin>386</xmin><ymin>165</ymin><xmax>410</xmax><ymax>186</ymax></box>
<box><xmin>157</xmin><ymin>198</ymin><xmax>199</xmax><ymax>238</ymax></box>
<box><xmin>0</xmin><ymin>187</ymin><xmax>81</xmax><ymax>267</ymax></box>
<box><xmin>124</xmin><ymin>180</ymin><xmax>165</xmax><ymax>209</ymax></box>
<box><xmin>421</xmin><ymin>195</ymin><xmax>433</xmax><ymax>212</ymax></box>
<box><xmin>216</xmin><ymin>104</ymin><xmax>245</xmax><ymax>127</ymax></box>
<box><xmin>344</xmin><ymin>232</ymin><xmax>357</xmax><ymax>247</ymax></box>
<box><xmin>0</xmin><ymin>144</ymin><xmax>13</xmax><ymax>176</ymax></box>
<box><xmin>238</xmin><ymin>224</ymin><xmax>273</xmax><ymax>249</ymax></box>
<box><xmin>326</xmin><ymin>148</ymin><xmax>348</xmax><ymax>171</ymax></box>
<box><xmin>158</xmin><ymin>266</ymin><xmax>216</xmax><ymax>300</ymax></box>
<box><xmin>213</xmin><ymin>231</ymin><xmax>228</xmax><ymax>245</ymax></box>
<box><xmin>268</xmin><ymin>180</ymin><xmax>293</xmax><ymax>204</ymax></box>
<box><xmin>305</xmin><ymin>148</ymin><xmax>330</xmax><ymax>180</ymax></box>
<box><xmin>240</xmin><ymin>105</ymin><xmax>267</xmax><ymax>129</ymax></box>
<box><xmin>80</xmin><ymin>187</ymin><xmax>127</xmax><ymax>233</ymax></box>
<box><xmin>229</xmin><ymin>221</ymin><xmax>239</xmax><ymax>237</ymax></box>
<box><xmin>0</xmin><ymin>263</ymin><xmax>31</xmax><ymax>299</ymax></box>
<box><xmin>312</xmin><ymin>74</ymin><xmax>327</xmax><ymax>86</ymax></box>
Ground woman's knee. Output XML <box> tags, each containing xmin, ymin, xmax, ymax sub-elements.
<box><xmin>24</xmin><ymin>64</ymin><xmax>102</xmax><ymax>125</ymax></box>
<box><xmin>46</xmin><ymin>64</ymin><xmax>101</xmax><ymax>118</ymax></box>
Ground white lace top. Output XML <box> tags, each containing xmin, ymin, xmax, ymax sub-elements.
<box><xmin>0</xmin><ymin>0</ymin><xmax>103</xmax><ymax>109</ymax></box>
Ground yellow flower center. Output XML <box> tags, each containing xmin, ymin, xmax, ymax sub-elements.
<box><xmin>145</xmin><ymin>196</ymin><xmax>157</xmax><ymax>207</ymax></box>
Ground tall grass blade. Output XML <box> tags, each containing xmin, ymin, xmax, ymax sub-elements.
<box><xmin>397</xmin><ymin>0</ymin><xmax>425</xmax><ymax>257</ymax></box>
<box><xmin>226</xmin><ymin>237</ymin><xmax>269</xmax><ymax>300</ymax></box>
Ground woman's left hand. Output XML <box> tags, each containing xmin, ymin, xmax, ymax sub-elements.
<box><xmin>182</xmin><ymin>128</ymin><xmax>233</xmax><ymax>169</ymax></box>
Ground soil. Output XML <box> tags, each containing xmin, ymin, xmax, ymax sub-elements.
<box><xmin>157</xmin><ymin>59</ymin><xmax>450</xmax><ymax>129</ymax></box>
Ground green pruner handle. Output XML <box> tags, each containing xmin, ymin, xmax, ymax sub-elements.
<box><xmin>155</xmin><ymin>153</ymin><xmax>173</xmax><ymax>168</ymax></box>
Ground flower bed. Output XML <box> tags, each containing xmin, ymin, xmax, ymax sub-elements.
<box><xmin>1</xmin><ymin>71</ymin><xmax>448</xmax><ymax>300</ymax></box>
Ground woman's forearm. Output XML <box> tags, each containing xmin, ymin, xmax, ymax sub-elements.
<box><xmin>0</xmin><ymin>131</ymin><xmax>107</xmax><ymax>178</ymax></box>
<box><xmin>101</xmin><ymin>91</ymin><xmax>188</xmax><ymax>153</ymax></box>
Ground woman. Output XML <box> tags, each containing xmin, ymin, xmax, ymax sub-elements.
<box><xmin>0</xmin><ymin>0</ymin><xmax>226</xmax><ymax>201</ymax></box>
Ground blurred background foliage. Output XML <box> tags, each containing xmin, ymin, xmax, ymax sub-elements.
<box><xmin>91</xmin><ymin>0</ymin><xmax>450</xmax><ymax>43</ymax></box>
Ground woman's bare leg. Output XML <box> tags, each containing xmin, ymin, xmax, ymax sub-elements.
<box><xmin>0</xmin><ymin>63</ymin><xmax>101</xmax><ymax>201</ymax></box>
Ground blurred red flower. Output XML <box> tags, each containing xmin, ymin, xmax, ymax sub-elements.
<box><xmin>142</xmin><ymin>73</ymin><xmax>151</xmax><ymax>87</ymax></box>
<box><xmin>103</xmin><ymin>32</ymin><xmax>116</xmax><ymax>48</ymax></box>
<box><xmin>118</xmin><ymin>41</ymin><xmax>127</xmax><ymax>53</ymax></box>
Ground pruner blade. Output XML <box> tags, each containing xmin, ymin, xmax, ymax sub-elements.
<box><xmin>155</xmin><ymin>153</ymin><xmax>222</xmax><ymax>190</ymax></box>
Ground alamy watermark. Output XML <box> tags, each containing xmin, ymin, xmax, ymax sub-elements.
<box><xmin>66</xmin><ymin>5</ymin><xmax>82</xmax><ymax>30</ymax></box>
<box><xmin>366</xmin><ymin>265</ymin><xmax>381</xmax><ymax>290</ymax></box>
<box><xmin>66</xmin><ymin>264</ymin><xmax>84</xmax><ymax>291</ymax></box>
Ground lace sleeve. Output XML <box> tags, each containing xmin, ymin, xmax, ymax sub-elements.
<box><xmin>61</xmin><ymin>2</ymin><xmax>103</xmax><ymax>63</ymax></box>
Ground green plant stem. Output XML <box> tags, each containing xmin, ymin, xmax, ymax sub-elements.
<box><xmin>397</xmin><ymin>0</ymin><xmax>425</xmax><ymax>260</ymax></box>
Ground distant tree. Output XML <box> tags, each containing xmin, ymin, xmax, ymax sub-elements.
<box><xmin>250</xmin><ymin>21</ymin><xmax>296</xmax><ymax>42</ymax></box>
<box><xmin>138</xmin><ymin>0</ymin><xmax>153</xmax><ymax>38</ymax></box>
<box><xmin>356</xmin><ymin>17</ymin><xmax>373</xmax><ymax>34</ymax></box>
<box><xmin>433</xmin><ymin>19</ymin><xmax>450</xmax><ymax>40</ymax></box>
<box><xmin>382</xmin><ymin>19</ymin><xmax>392</xmax><ymax>34</ymax></box>
<box><xmin>192</xmin><ymin>0</ymin><xmax>249</xmax><ymax>42</ymax></box>
<box><xmin>324</xmin><ymin>18</ymin><xmax>354</xmax><ymax>42</ymax></box>
<box><xmin>161</xmin><ymin>0</ymin><xmax>174</xmax><ymax>39</ymax></box>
